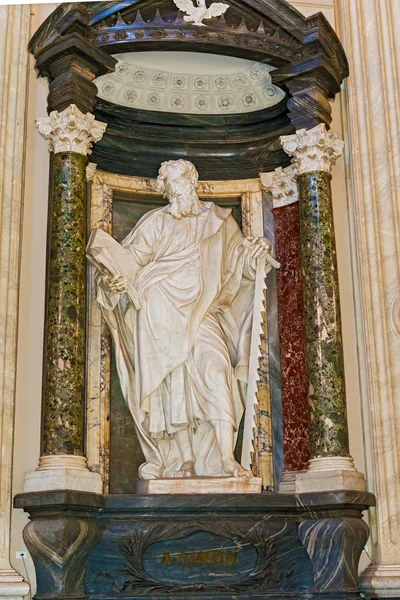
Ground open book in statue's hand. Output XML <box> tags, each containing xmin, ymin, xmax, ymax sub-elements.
<box><xmin>87</xmin><ymin>228</ymin><xmax>142</xmax><ymax>310</ymax></box>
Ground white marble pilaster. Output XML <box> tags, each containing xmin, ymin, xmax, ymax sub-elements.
<box><xmin>0</xmin><ymin>5</ymin><xmax>31</xmax><ymax>598</ymax></box>
<box><xmin>336</xmin><ymin>0</ymin><xmax>400</xmax><ymax>595</ymax></box>
<box><xmin>86</xmin><ymin>167</ymin><xmax>112</xmax><ymax>492</ymax></box>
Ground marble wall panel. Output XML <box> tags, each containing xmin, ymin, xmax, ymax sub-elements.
<box><xmin>336</xmin><ymin>0</ymin><xmax>400</xmax><ymax>594</ymax></box>
<box><xmin>263</xmin><ymin>192</ymin><xmax>284</xmax><ymax>486</ymax></box>
<box><xmin>273</xmin><ymin>202</ymin><xmax>309</xmax><ymax>471</ymax></box>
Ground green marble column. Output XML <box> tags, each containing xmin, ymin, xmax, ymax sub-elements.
<box><xmin>27</xmin><ymin>104</ymin><xmax>107</xmax><ymax>492</ymax></box>
<box><xmin>281</xmin><ymin>124</ymin><xmax>350</xmax><ymax>461</ymax></box>
<box><xmin>298</xmin><ymin>170</ymin><xmax>349</xmax><ymax>458</ymax></box>
<box><xmin>42</xmin><ymin>151</ymin><xmax>88</xmax><ymax>456</ymax></box>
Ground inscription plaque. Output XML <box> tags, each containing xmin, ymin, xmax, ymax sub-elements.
<box><xmin>143</xmin><ymin>531</ymin><xmax>257</xmax><ymax>584</ymax></box>
<box><xmin>85</xmin><ymin>518</ymin><xmax>313</xmax><ymax>596</ymax></box>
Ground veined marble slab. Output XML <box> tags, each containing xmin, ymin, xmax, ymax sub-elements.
<box><xmin>137</xmin><ymin>476</ymin><xmax>263</xmax><ymax>494</ymax></box>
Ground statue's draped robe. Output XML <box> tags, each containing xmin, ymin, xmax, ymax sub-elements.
<box><xmin>97</xmin><ymin>202</ymin><xmax>256</xmax><ymax>478</ymax></box>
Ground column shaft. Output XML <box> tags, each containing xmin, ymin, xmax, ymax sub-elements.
<box><xmin>298</xmin><ymin>171</ymin><xmax>349</xmax><ymax>458</ymax></box>
<box><xmin>273</xmin><ymin>202</ymin><xmax>309</xmax><ymax>471</ymax></box>
<box><xmin>42</xmin><ymin>152</ymin><xmax>88</xmax><ymax>457</ymax></box>
<box><xmin>24</xmin><ymin>104</ymin><xmax>106</xmax><ymax>492</ymax></box>
<box><xmin>280</xmin><ymin>125</ymin><xmax>365</xmax><ymax>493</ymax></box>
<box><xmin>262</xmin><ymin>167</ymin><xmax>310</xmax><ymax>474</ymax></box>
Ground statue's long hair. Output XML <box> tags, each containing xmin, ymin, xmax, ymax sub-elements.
<box><xmin>156</xmin><ymin>159</ymin><xmax>201</xmax><ymax>218</ymax></box>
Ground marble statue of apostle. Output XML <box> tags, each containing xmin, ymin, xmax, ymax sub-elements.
<box><xmin>95</xmin><ymin>159</ymin><xmax>274</xmax><ymax>480</ymax></box>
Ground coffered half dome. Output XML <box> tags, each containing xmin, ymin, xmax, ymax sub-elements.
<box><xmin>94</xmin><ymin>51</ymin><xmax>285</xmax><ymax>115</ymax></box>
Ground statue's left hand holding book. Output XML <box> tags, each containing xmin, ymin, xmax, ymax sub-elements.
<box><xmin>87</xmin><ymin>228</ymin><xmax>142</xmax><ymax>310</ymax></box>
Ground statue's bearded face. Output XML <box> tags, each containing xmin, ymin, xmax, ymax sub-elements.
<box><xmin>156</xmin><ymin>160</ymin><xmax>201</xmax><ymax>219</ymax></box>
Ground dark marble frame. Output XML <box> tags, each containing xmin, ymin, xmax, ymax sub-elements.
<box><xmin>28</xmin><ymin>0</ymin><xmax>348</xmax><ymax>180</ymax></box>
<box><xmin>25</xmin><ymin>0</ymin><xmax>350</xmax><ymax>491</ymax></box>
<box><xmin>14</xmin><ymin>490</ymin><xmax>375</xmax><ymax>600</ymax></box>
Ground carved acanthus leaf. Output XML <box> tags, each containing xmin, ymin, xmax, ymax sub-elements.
<box><xmin>36</xmin><ymin>104</ymin><xmax>107</xmax><ymax>155</ymax></box>
<box><xmin>261</xmin><ymin>165</ymin><xmax>298</xmax><ymax>208</ymax></box>
<box><xmin>280</xmin><ymin>124</ymin><xmax>344</xmax><ymax>174</ymax></box>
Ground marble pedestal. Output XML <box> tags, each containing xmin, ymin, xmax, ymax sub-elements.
<box><xmin>279</xmin><ymin>459</ymin><xmax>366</xmax><ymax>494</ymax></box>
<box><xmin>24</xmin><ymin>455</ymin><xmax>102</xmax><ymax>493</ymax></box>
<box><xmin>360</xmin><ymin>565</ymin><xmax>400</xmax><ymax>599</ymax></box>
<box><xmin>15</xmin><ymin>490</ymin><xmax>374</xmax><ymax>600</ymax></box>
<box><xmin>137</xmin><ymin>476</ymin><xmax>262</xmax><ymax>494</ymax></box>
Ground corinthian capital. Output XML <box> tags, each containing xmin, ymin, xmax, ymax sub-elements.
<box><xmin>260</xmin><ymin>165</ymin><xmax>298</xmax><ymax>209</ymax></box>
<box><xmin>280</xmin><ymin>124</ymin><xmax>344</xmax><ymax>174</ymax></box>
<box><xmin>36</xmin><ymin>104</ymin><xmax>107</xmax><ymax>155</ymax></box>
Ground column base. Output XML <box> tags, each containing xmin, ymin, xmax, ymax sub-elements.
<box><xmin>278</xmin><ymin>470</ymin><xmax>307</xmax><ymax>493</ymax></box>
<box><xmin>279</xmin><ymin>458</ymin><xmax>366</xmax><ymax>493</ymax></box>
<box><xmin>360</xmin><ymin>564</ymin><xmax>400</xmax><ymax>598</ymax></box>
<box><xmin>24</xmin><ymin>455</ymin><xmax>102</xmax><ymax>493</ymax></box>
<box><xmin>0</xmin><ymin>569</ymin><xmax>30</xmax><ymax>600</ymax></box>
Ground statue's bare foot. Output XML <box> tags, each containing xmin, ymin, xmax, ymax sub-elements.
<box><xmin>222</xmin><ymin>458</ymin><xmax>252</xmax><ymax>478</ymax></box>
<box><xmin>175</xmin><ymin>461</ymin><xmax>196</xmax><ymax>478</ymax></box>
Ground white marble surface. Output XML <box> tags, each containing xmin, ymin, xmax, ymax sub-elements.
<box><xmin>94</xmin><ymin>52</ymin><xmax>285</xmax><ymax>115</ymax></box>
<box><xmin>91</xmin><ymin>159</ymin><xmax>276</xmax><ymax>485</ymax></box>
<box><xmin>0</xmin><ymin>570</ymin><xmax>30</xmax><ymax>600</ymax></box>
<box><xmin>36</xmin><ymin>104</ymin><xmax>107</xmax><ymax>155</ymax></box>
<box><xmin>286</xmin><ymin>0</ymin><xmax>335</xmax><ymax>27</ymax></box>
<box><xmin>137</xmin><ymin>476</ymin><xmax>262</xmax><ymax>494</ymax></box>
<box><xmin>361</xmin><ymin>565</ymin><xmax>400</xmax><ymax>598</ymax></box>
<box><xmin>281</xmin><ymin>124</ymin><xmax>344</xmax><ymax>174</ymax></box>
<box><xmin>86</xmin><ymin>166</ymin><xmax>113</xmax><ymax>492</ymax></box>
<box><xmin>295</xmin><ymin>457</ymin><xmax>366</xmax><ymax>493</ymax></box>
<box><xmin>172</xmin><ymin>0</ymin><xmax>229</xmax><ymax>26</ymax></box>
<box><xmin>336</xmin><ymin>0</ymin><xmax>400</xmax><ymax>593</ymax></box>
<box><xmin>260</xmin><ymin>165</ymin><xmax>298</xmax><ymax>208</ymax></box>
<box><xmin>24</xmin><ymin>454</ymin><xmax>102</xmax><ymax>493</ymax></box>
<box><xmin>0</xmin><ymin>4</ymin><xmax>31</xmax><ymax>598</ymax></box>
<box><xmin>294</xmin><ymin>469</ymin><xmax>366</xmax><ymax>494</ymax></box>
<box><xmin>24</xmin><ymin>469</ymin><xmax>102</xmax><ymax>494</ymax></box>
<box><xmin>279</xmin><ymin>460</ymin><xmax>366</xmax><ymax>494</ymax></box>
<box><xmin>37</xmin><ymin>455</ymin><xmax>92</xmax><ymax>470</ymax></box>
<box><xmin>87</xmin><ymin>172</ymin><xmax>275</xmax><ymax>489</ymax></box>
<box><xmin>241</xmin><ymin>249</ymin><xmax>276</xmax><ymax>471</ymax></box>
